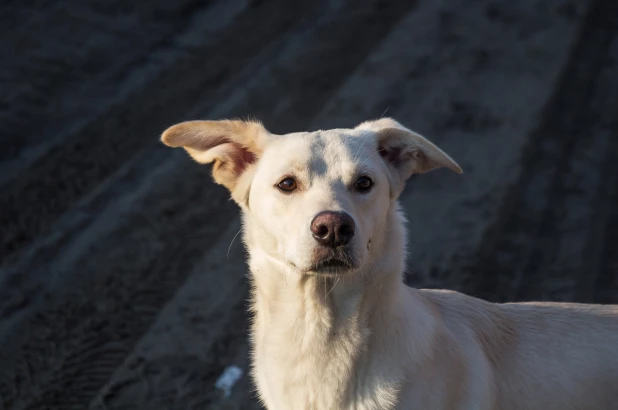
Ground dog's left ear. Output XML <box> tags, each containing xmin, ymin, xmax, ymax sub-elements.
<box><xmin>357</xmin><ymin>118</ymin><xmax>462</xmax><ymax>182</ymax></box>
<box><xmin>161</xmin><ymin>119</ymin><xmax>272</xmax><ymax>194</ymax></box>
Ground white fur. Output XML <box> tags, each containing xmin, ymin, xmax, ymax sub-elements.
<box><xmin>162</xmin><ymin>118</ymin><xmax>618</xmax><ymax>409</ymax></box>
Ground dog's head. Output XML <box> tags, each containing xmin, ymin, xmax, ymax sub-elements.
<box><xmin>162</xmin><ymin>118</ymin><xmax>461</xmax><ymax>277</ymax></box>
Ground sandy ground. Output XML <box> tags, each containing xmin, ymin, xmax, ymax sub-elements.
<box><xmin>1</xmin><ymin>0</ymin><xmax>617</xmax><ymax>408</ymax></box>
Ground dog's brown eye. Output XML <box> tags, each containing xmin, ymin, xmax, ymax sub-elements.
<box><xmin>277</xmin><ymin>177</ymin><xmax>297</xmax><ymax>192</ymax></box>
<box><xmin>355</xmin><ymin>176</ymin><xmax>373</xmax><ymax>192</ymax></box>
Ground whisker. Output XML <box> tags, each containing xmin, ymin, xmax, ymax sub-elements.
<box><xmin>227</xmin><ymin>229</ymin><xmax>242</xmax><ymax>261</ymax></box>
<box><xmin>380</xmin><ymin>106</ymin><xmax>390</xmax><ymax>119</ymax></box>
<box><xmin>353</xmin><ymin>109</ymin><xmax>390</xmax><ymax>162</ymax></box>
<box><xmin>353</xmin><ymin>132</ymin><xmax>371</xmax><ymax>162</ymax></box>
<box><xmin>359</xmin><ymin>149</ymin><xmax>384</xmax><ymax>167</ymax></box>
<box><xmin>324</xmin><ymin>277</ymin><xmax>340</xmax><ymax>299</ymax></box>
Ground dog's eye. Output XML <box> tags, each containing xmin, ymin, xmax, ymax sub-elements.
<box><xmin>355</xmin><ymin>176</ymin><xmax>373</xmax><ymax>192</ymax></box>
<box><xmin>277</xmin><ymin>177</ymin><xmax>297</xmax><ymax>192</ymax></box>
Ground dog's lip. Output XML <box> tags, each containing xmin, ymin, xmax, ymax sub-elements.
<box><xmin>310</xmin><ymin>257</ymin><xmax>355</xmax><ymax>273</ymax></box>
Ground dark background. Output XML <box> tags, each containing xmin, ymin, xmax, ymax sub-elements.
<box><xmin>1</xmin><ymin>0</ymin><xmax>617</xmax><ymax>408</ymax></box>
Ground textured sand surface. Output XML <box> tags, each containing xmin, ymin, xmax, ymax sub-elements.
<box><xmin>1</xmin><ymin>0</ymin><xmax>617</xmax><ymax>408</ymax></box>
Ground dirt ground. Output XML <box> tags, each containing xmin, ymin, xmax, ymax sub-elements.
<box><xmin>1</xmin><ymin>0</ymin><xmax>617</xmax><ymax>408</ymax></box>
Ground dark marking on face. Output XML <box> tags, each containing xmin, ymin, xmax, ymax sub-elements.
<box><xmin>308</xmin><ymin>135</ymin><xmax>329</xmax><ymax>177</ymax></box>
<box><xmin>367</xmin><ymin>239</ymin><xmax>372</xmax><ymax>251</ymax></box>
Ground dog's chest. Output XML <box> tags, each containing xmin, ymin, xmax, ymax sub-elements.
<box><xmin>253</xmin><ymin>319</ymin><xmax>400</xmax><ymax>410</ymax></box>
<box><xmin>256</xmin><ymin>329</ymin><xmax>356</xmax><ymax>408</ymax></box>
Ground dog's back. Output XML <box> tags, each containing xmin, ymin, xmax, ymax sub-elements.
<box><xmin>422</xmin><ymin>289</ymin><xmax>618</xmax><ymax>409</ymax></box>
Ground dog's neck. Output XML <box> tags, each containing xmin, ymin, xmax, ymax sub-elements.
<box><xmin>243</xmin><ymin>207</ymin><xmax>437</xmax><ymax>409</ymax></box>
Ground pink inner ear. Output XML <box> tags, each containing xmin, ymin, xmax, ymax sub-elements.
<box><xmin>238</xmin><ymin>146</ymin><xmax>258</xmax><ymax>172</ymax></box>
<box><xmin>224</xmin><ymin>143</ymin><xmax>258</xmax><ymax>175</ymax></box>
<box><xmin>378</xmin><ymin>144</ymin><xmax>403</xmax><ymax>166</ymax></box>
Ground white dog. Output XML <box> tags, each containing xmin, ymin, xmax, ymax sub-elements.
<box><xmin>162</xmin><ymin>118</ymin><xmax>618</xmax><ymax>409</ymax></box>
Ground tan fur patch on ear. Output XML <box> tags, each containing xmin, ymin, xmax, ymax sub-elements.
<box><xmin>161</xmin><ymin>119</ymin><xmax>267</xmax><ymax>154</ymax></box>
<box><xmin>376</xmin><ymin>127</ymin><xmax>463</xmax><ymax>176</ymax></box>
<box><xmin>160</xmin><ymin>119</ymin><xmax>271</xmax><ymax>194</ymax></box>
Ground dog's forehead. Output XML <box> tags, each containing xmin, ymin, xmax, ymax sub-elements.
<box><xmin>261</xmin><ymin>129</ymin><xmax>376</xmax><ymax>176</ymax></box>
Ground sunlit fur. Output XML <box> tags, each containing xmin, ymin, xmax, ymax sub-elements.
<box><xmin>162</xmin><ymin>118</ymin><xmax>618</xmax><ymax>410</ymax></box>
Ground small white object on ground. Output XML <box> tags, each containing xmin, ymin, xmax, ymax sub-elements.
<box><xmin>215</xmin><ymin>365</ymin><xmax>244</xmax><ymax>398</ymax></box>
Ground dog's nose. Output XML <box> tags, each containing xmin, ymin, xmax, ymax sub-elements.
<box><xmin>310</xmin><ymin>211</ymin><xmax>355</xmax><ymax>248</ymax></box>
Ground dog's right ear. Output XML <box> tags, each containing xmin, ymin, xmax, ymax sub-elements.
<box><xmin>161</xmin><ymin>119</ymin><xmax>272</xmax><ymax>193</ymax></box>
<box><xmin>356</xmin><ymin>117</ymin><xmax>462</xmax><ymax>196</ymax></box>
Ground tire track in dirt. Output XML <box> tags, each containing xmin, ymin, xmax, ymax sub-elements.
<box><xmin>461</xmin><ymin>0</ymin><xmax>618</xmax><ymax>303</ymax></box>
<box><xmin>578</xmin><ymin>137</ymin><xmax>618</xmax><ymax>303</ymax></box>
<box><xmin>513</xmin><ymin>22</ymin><xmax>618</xmax><ymax>303</ymax></box>
<box><xmin>0</xmin><ymin>160</ymin><xmax>241</xmax><ymax>410</ymax></box>
<box><xmin>90</xmin><ymin>222</ymin><xmax>255</xmax><ymax>410</ymax></box>
<box><xmin>511</xmin><ymin>38</ymin><xmax>618</xmax><ymax>303</ymax></box>
<box><xmin>1</xmin><ymin>1</ymin><xmax>416</xmax><ymax>408</ymax></box>
<box><xmin>583</xmin><ymin>37</ymin><xmax>618</xmax><ymax>304</ymax></box>
<box><xmin>1</xmin><ymin>0</ymin><xmax>218</xmax><ymax>163</ymax></box>
<box><xmin>595</xmin><ymin>171</ymin><xmax>618</xmax><ymax>304</ymax></box>
<box><xmin>0</xmin><ymin>0</ymin><xmax>316</xmax><ymax>269</ymax></box>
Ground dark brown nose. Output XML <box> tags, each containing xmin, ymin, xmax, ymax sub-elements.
<box><xmin>310</xmin><ymin>211</ymin><xmax>355</xmax><ymax>248</ymax></box>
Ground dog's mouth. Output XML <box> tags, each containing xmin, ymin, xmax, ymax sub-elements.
<box><xmin>309</xmin><ymin>254</ymin><xmax>356</xmax><ymax>275</ymax></box>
